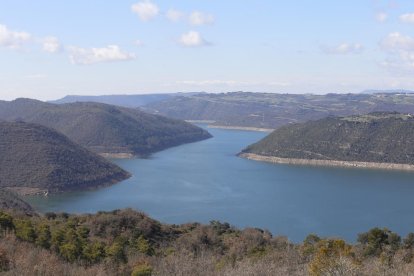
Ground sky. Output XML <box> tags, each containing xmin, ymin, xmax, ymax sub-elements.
<box><xmin>1</xmin><ymin>0</ymin><xmax>414</xmax><ymax>100</ymax></box>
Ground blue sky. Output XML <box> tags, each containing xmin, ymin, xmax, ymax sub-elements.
<box><xmin>1</xmin><ymin>0</ymin><xmax>414</xmax><ymax>100</ymax></box>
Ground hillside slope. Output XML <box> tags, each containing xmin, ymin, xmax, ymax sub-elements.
<box><xmin>0</xmin><ymin>122</ymin><xmax>130</xmax><ymax>193</ymax></box>
<box><xmin>0</xmin><ymin>189</ymin><xmax>36</xmax><ymax>215</ymax></box>
<box><xmin>241</xmin><ymin>113</ymin><xmax>414</xmax><ymax>166</ymax></box>
<box><xmin>0</xmin><ymin>99</ymin><xmax>211</xmax><ymax>156</ymax></box>
<box><xmin>146</xmin><ymin>92</ymin><xmax>414</xmax><ymax>129</ymax></box>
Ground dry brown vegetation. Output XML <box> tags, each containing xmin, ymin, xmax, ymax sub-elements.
<box><xmin>1</xmin><ymin>209</ymin><xmax>414</xmax><ymax>275</ymax></box>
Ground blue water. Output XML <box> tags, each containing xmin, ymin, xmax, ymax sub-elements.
<box><xmin>27</xmin><ymin>126</ymin><xmax>414</xmax><ymax>242</ymax></box>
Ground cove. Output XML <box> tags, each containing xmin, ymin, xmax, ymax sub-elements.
<box><xmin>26</xmin><ymin>126</ymin><xmax>414</xmax><ymax>242</ymax></box>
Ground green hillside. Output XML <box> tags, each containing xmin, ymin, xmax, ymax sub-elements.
<box><xmin>242</xmin><ymin>112</ymin><xmax>414</xmax><ymax>165</ymax></box>
<box><xmin>0</xmin><ymin>99</ymin><xmax>211</xmax><ymax>156</ymax></box>
<box><xmin>0</xmin><ymin>122</ymin><xmax>130</xmax><ymax>193</ymax></box>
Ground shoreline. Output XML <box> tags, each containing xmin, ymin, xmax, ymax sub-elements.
<box><xmin>185</xmin><ymin>120</ymin><xmax>216</xmax><ymax>124</ymax></box>
<box><xmin>208</xmin><ymin>125</ymin><xmax>274</xmax><ymax>132</ymax></box>
<box><xmin>239</xmin><ymin>153</ymin><xmax>414</xmax><ymax>172</ymax></box>
<box><xmin>5</xmin><ymin>187</ymin><xmax>49</xmax><ymax>196</ymax></box>
<box><xmin>100</xmin><ymin>152</ymin><xmax>135</xmax><ymax>159</ymax></box>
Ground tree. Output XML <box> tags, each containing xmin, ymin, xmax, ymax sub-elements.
<box><xmin>0</xmin><ymin>212</ymin><xmax>14</xmax><ymax>235</ymax></box>
<box><xmin>60</xmin><ymin>242</ymin><xmax>79</xmax><ymax>263</ymax></box>
<box><xmin>82</xmin><ymin>241</ymin><xmax>106</xmax><ymax>264</ymax></box>
<box><xmin>51</xmin><ymin>228</ymin><xmax>65</xmax><ymax>251</ymax></box>
<box><xmin>357</xmin><ymin>228</ymin><xmax>401</xmax><ymax>256</ymax></box>
<box><xmin>302</xmin><ymin>234</ymin><xmax>321</xmax><ymax>256</ymax></box>
<box><xmin>308</xmin><ymin>239</ymin><xmax>356</xmax><ymax>276</ymax></box>
<box><xmin>106</xmin><ymin>241</ymin><xmax>127</xmax><ymax>263</ymax></box>
<box><xmin>404</xmin><ymin>233</ymin><xmax>414</xmax><ymax>249</ymax></box>
<box><xmin>136</xmin><ymin>235</ymin><xmax>154</xmax><ymax>256</ymax></box>
<box><xmin>14</xmin><ymin>220</ymin><xmax>36</xmax><ymax>242</ymax></box>
<box><xmin>36</xmin><ymin>223</ymin><xmax>51</xmax><ymax>249</ymax></box>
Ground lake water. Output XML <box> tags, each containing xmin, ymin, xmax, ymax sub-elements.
<box><xmin>27</xmin><ymin>126</ymin><xmax>414</xmax><ymax>242</ymax></box>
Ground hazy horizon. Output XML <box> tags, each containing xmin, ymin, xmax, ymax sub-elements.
<box><xmin>1</xmin><ymin>0</ymin><xmax>414</xmax><ymax>101</ymax></box>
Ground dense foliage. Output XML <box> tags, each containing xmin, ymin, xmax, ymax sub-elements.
<box><xmin>146</xmin><ymin>92</ymin><xmax>414</xmax><ymax>129</ymax></box>
<box><xmin>0</xmin><ymin>122</ymin><xmax>130</xmax><ymax>192</ymax></box>
<box><xmin>0</xmin><ymin>99</ymin><xmax>211</xmax><ymax>156</ymax></box>
<box><xmin>242</xmin><ymin>112</ymin><xmax>414</xmax><ymax>165</ymax></box>
<box><xmin>0</xmin><ymin>209</ymin><xmax>414</xmax><ymax>275</ymax></box>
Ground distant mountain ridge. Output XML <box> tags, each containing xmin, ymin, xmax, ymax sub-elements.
<box><xmin>241</xmin><ymin>112</ymin><xmax>414</xmax><ymax>167</ymax></box>
<box><xmin>145</xmin><ymin>92</ymin><xmax>414</xmax><ymax>129</ymax></box>
<box><xmin>0</xmin><ymin>98</ymin><xmax>211</xmax><ymax>156</ymax></box>
<box><xmin>0</xmin><ymin>121</ymin><xmax>130</xmax><ymax>193</ymax></box>
<box><xmin>51</xmin><ymin>92</ymin><xmax>203</xmax><ymax>108</ymax></box>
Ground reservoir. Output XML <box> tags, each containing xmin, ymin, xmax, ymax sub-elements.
<box><xmin>27</xmin><ymin>126</ymin><xmax>414</xmax><ymax>242</ymax></box>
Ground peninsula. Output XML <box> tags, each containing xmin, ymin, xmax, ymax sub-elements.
<box><xmin>240</xmin><ymin>112</ymin><xmax>414</xmax><ymax>171</ymax></box>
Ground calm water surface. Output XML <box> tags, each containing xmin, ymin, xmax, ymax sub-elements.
<box><xmin>27</xmin><ymin>126</ymin><xmax>414</xmax><ymax>242</ymax></box>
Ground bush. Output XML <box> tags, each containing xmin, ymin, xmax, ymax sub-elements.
<box><xmin>14</xmin><ymin>219</ymin><xmax>36</xmax><ymax>242</ymax></box>
<box><xmin>36</xmin><ymin>223</ymin><xmax>51</xmax><ymax>249</ymax></box>
<box><xmin>136</xmin><ymin>235</ymin><xmax>154</xmax><ymax>256</ymax></box>
<box><xmin>0</xmin><ymin>212</ymin><xmax>14</xmax><ymax>234</ymax></box>
<box><xmin>131</xmin><ymin>263</ymin><xmax>153</xmax><ymax>276</ymax></box>
<box><xmin>403</xmin><ymin>233</ymin><xmax>414</xmax><ymax>249</ymax></box>
<box><xmin>357</xmin><ymin>228</ymin><xmax>401</xmax><ymax>256</ymax></box>
<box><xmin>302</xmin><ymin>234</ymin><xmax>321</xmax><ymax>256</ymax></box>
<box><xmin>308</xmin><ymin>239</ymin><xmax>356</xmax><ymax>276</ymax></box>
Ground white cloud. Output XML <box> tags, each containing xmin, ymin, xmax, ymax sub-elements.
<box><xmin>189</xmin><ymin>11</ymin><xmax>214</xmax><ymax>26</ymax></box>
<box><xmin>400</xmin><ymin>13</ymin><xmax>414</xmax><ymax>24</ymax></box>
<box><xmin>0</xmin><ymin>24</ymin><xmax>31</xmax><ymax>49</ymax></box>
<box><xmin>380</xmin><ymin>32</ymin><xmax>414</xmax><ymax>71</ymax></box>
<box><xmin>68</xmin><ymin>45</ymin><xmax>136</xmax><ymax>65</ymax></box>
<box><xmin>179</xmin><ymin>31</ymin><xmax>209</xmax><ymax>47</ymax></box>
<box><xmin>42</xmin><ymin>36</ymin><xmax>61</xmax><ymax>53</ymax></box>
<box><xmin>380</xmin><ymin>32</ymin><xmax>414</xmax><ymax>51</ymax></box>
<box><xmin>375</xmin><ymin>12</ymin><xmax>388</xmax><ymax>22</ymax></box>
<box><xmin>321</xmin><ymin>43</ymin><xmax>364</xmax><ymax>55</ymax></box>
<box><xmin>166</xmin><ymin>9</ymin><xmax>184</xmax><ymax>22</ymax></box>
<box><xmin>131</xmin><ymin>1</ymin><xmax>159</xmax><ymax>22</ymax></box>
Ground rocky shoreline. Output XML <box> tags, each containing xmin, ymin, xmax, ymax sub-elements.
<box><xmin>239</xmin><ymin>153</ymin><xmax>414</xmax><ymax>171</ymax></box>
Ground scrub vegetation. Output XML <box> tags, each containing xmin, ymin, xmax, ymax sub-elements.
<box><xmin>0</xmin><ymin>208</ymin><xmax>413</xmax><ymax>275</ymax></box>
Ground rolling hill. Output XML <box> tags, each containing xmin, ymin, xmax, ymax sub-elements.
<box><xmin>0</xmin><ymin>121</ymin><xmax>130</xmax><ymax>193</ymax></box>
<box><xmin>0</xmin><ymin>98</ymin><xmax>212</xmax><ymax>156</ymax></box>
<box><xmin>145</xmin><ymin>92</ymin><xmax>414</xmax><ymax>129</ymax></box>
<box><xmin>240</xmin><ymin>112</ymin><xmax>414</xmax><ymax>169</ymax></box>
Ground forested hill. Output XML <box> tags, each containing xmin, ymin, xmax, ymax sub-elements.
<box><xmin>0</xmin><ymin>98</ymin><xmax>211</xmax><ymax>156</ymax></box>
<box><xmin>241</xmin><ymin>113</ymin><xmax>414</xmax><ymax>165</ymax></box>
<box><xmin>0</xmin><ymin>121</ymin><xmax>130</xmax><ymax>193</ymax></box>
<box><xmin>145</xmin><ymin>92</ymin><xmax>414</xmax><ymax>129</ymax></box>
